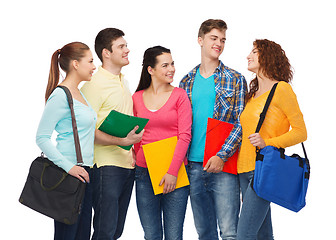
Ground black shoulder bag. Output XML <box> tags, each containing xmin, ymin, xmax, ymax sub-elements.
<box><xmin>19</xmin><ymin>86</ymin><xmax>86</xmax><ymax>224</ymax></box>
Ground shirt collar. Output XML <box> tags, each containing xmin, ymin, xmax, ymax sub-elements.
<box><xmin>98</xmin><ymin>66</ymin><xmax>124</xmax><ymax>81</ymax></box>
<box><xmin>189</xmin><ymin>60</ymin><xmax>225</xmax><ymax>78</ymax></box>
<box><xmin>215</xmin><ymin>60</ymin><xmax>225</xmax><ymax>73</ymax></box>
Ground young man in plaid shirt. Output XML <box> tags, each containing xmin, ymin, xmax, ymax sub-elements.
<box><xmin>179</xmin><ymin>19</ymin><xmax>247</xmax><ymax>240</ymax></box>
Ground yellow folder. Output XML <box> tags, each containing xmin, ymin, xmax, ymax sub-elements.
<box><xmin>142</xmin><ymin>136</ymin><xmax>189</xmax><ymax>195</ymax></box>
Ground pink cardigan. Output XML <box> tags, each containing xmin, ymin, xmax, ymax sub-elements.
<box><xmin>133</xmin><ymin>87</ymin><xmax>192</xmax><ymax>177</ymax></box>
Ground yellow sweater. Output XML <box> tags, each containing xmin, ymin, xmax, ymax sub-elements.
<box><xmin>237</xmin><ymin>81</ymin><xmax>307</xmax><ymax>174</ymax></box>
<box><xmin>81</xmin><ymin>66</ymin><xmax>134</xmax><ymax>169</ymax></box>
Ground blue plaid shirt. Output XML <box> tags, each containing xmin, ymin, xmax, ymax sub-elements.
<box><xmin>179</xmin><ymin>61</ymin><xmax>247</xmax><ymax>161</ymax></box>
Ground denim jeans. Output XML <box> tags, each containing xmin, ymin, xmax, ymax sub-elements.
<box><xmin>135</xmin><ymin>166</ymin><xmax>189</xmax><ymax>240</ymax></box>
<box><xmin>237</xmin><ymin>171</ymin><xmax>274</xmax><ymax>240</ymax></box>
<box><xmin>91</xmin><ymin>165</ymin><xmax>135</xmax><ymax>240</ymax></box>
<box><xmin>187</xmin><ymin>161</ymin><xmax>240</xmax><ymax>240</ymax></box>
<box><xmin>54</xmin><ymin>167</ymin><xmax>93</xmax><ymax>240</ymax></box>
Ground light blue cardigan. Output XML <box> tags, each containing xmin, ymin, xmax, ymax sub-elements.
<box><xmin>36</xmin><ymin>87</ymin><xmax>97</xmax><ymax>172</ymax></box>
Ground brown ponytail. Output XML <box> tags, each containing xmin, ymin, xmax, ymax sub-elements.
<box><xmin>44</xmin><ymin>42</ymin><xmax>90</xmax><ymax>103</ymax></box>
<box><xmin>45</xmin><ymin>50</ymin><xmax>61</xmax><ymax>102</ymax></box>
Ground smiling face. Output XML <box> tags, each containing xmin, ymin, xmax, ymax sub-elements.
<box><xmin>198</xmin><ymin>28</ymin><xmax>226</xmax><ymax>60</ymax></box>
<box><xmin>74</xmin><ymin>50</ymin><xmax>96</xmax><ymax>81</ymax></box>
<box><xmin>148</xmin><ymin>52</ymin><xmax>175</xmax><ymax>84</ymax></box>
<box><xmin>247</xmin><ymin>46</ymin><xmax>260</xmax><ymax>74</ymax></box>
<box><xmin>106</xmin><ymin>36</ymin><xmax>130</xmax><ymax>68</ymax></box>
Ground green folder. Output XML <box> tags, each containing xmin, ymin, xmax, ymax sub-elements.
<box><xmin>98</xmin><ymin>110</ymin><xmax>149</xmax><ymax>151</ymax></box>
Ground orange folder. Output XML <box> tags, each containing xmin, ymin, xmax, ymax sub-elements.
<box><xmin>142</xmin><ymin>136</ymin><xmax>190</xmax><ymax>195</ymax></box>
<box><xmin>203</xmin><ymin>118</ymin><xmax>238</xmax><ymax>175</ymax></box>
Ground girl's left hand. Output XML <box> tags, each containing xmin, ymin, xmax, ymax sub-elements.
<box><xmin>248</xmin><ymin>133</ymin><xmax>266</xmax><ymax>148</ymax></box>
<box><xmin>159</xmin><ymin>173</ymin><xmax>177</xmax><ymax>194</ymax></box>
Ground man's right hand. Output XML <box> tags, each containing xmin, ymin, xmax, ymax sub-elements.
<box><xmin>94</xmin><ymin>126</ymin><xmax>144</xmax><ymax>146</ymax></box>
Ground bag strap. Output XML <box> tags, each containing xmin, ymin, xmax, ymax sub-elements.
<box><xmin>57</xmin><ymin>85</ymin><xmax>83</xmax><ymax>165</ymax></box>
<box><xmin>254</xmin><ymin>82</ymin><xmax>308</xmax><ymax>159</ymax></box>
<box><xmin>301</xmin><ymin>142</ymin><xmax>308</xmax><ymax>161</ymax></box>
<box><xmin>255</xmin><ymin>83</ymin><xmax>278</xmax><ymax>133</ymax></box>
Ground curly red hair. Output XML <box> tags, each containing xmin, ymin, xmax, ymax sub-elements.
<box><xmin>246</xmin><ymin>39</ymin><xmax>293</xmax><ymax>101</ymax></box>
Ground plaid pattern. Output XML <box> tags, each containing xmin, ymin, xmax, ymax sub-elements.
<box><xmin>179</xmin><ymin>61</ymin><xmax>247</xmax><ymax>161</ymax></box>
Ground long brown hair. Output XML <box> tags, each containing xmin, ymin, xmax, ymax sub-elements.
<box><xmin>136</xmin><ymin>46</ymin><xmax>171</xmax><ymax>92</ymax></box>
<box><xmin>246</xmin><ymin>39</ymin><xmax>293</xmax><ymax>101</ymax></box>
<box><xmin>45</xmin><ymin>42</ymin><xmax>89</xmax><ymax>102</ymax></box>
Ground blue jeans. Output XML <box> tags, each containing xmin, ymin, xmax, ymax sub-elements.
<box><xmin>237</xmin><ymin>171</ymin><xmax>274</xmax><ymax>240</ymax></box>
<box><xmin>135</xmin><ymin>166</ymin><xmax>189</xmax><ymax>240</ymax></box>
<box><xmin>91</xmin><ymin>165</ymin><xmax>135</xmax><ymax>240</ymax></box>
<box><xmin>187</xmin><ymin>161</ymin><xmax>240</xmax><ymax>240</ymax></box>
<box><xmin>54</xmin><ymin>167</ymin><xmax>93</xmax><ymax>240</ymax></box>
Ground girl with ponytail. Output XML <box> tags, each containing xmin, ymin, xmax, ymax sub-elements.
<box><xmin>36</xmin><ymin>42</ymin><xmax>97</xmax><ymax>239</ymax></box>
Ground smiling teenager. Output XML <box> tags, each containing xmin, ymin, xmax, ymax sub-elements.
<box><xmin>80</xmin><ymin>28</ymin><xmax>144</xmax><ymax>240</ymax></box>
<box><xmin>236</xmin><ymin>39</ymin><xmax>307</xmax><ymax>240</ymax></box>
<box><xmin>132</xmin><ymin>46</ymin><xmax>192</xmax><ymax>240</ymax></box>
<box><xmin>36</xmin><ymin>42</ymin><xmax>97</xmax><ymax>240</ymax></box>
<box><xmin>179</xmin><ymin>19</ymin><xmax>247</xmax><ymax>240</ymax></box>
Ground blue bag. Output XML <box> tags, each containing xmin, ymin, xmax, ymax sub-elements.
<box><xmin>253</xmin><ymin>145</ymin><xmax>310</xmax><ymax>212</ymax></box>
<box><xmin>252</xmin><ymin>83</ymin><xmax>310</xmax><ymax>212</ymax></box>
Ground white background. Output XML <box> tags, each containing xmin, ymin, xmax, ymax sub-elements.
<box><xmin>1</xmin><ymin>0</ymin><xmax>335</xmax><ymax>239</ymax></box>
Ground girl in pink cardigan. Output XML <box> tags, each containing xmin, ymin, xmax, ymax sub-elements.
<box><xmin>133</xmin><ymin>46</ymin><xmax>192</xmax><ymax>240</ymax></box>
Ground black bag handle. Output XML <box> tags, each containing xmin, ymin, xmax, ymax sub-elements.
<box><xmin>40</xmin><ymin>161</ymin><xmax>68</xmax><ymax>191</ymax></box>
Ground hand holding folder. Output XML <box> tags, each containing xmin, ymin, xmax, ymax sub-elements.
<box><xmin>142</xmin><ymin>136</ymin><xmax>189</xmax><ymax>195</ymax></box>
<box><xmin>98</xmin><ymin>110</ymin><xmax>149</xmax><ymax>151</ymax></box>
<box><xmin>203</xmin><ymin>118</ymin><xmax>238</xmax><ymax>175</ymax></box>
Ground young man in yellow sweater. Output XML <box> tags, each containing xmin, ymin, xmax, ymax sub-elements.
<box><xmin>80</xmin><ymin>28</ymin><xmax>143</xmax><ymax>240</ymax></box>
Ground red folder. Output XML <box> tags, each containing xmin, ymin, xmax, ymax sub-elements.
<box><xmin>203</xmin><ymin>118</ymin><xmax>238</xmax><ymax>175</ymax></box>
